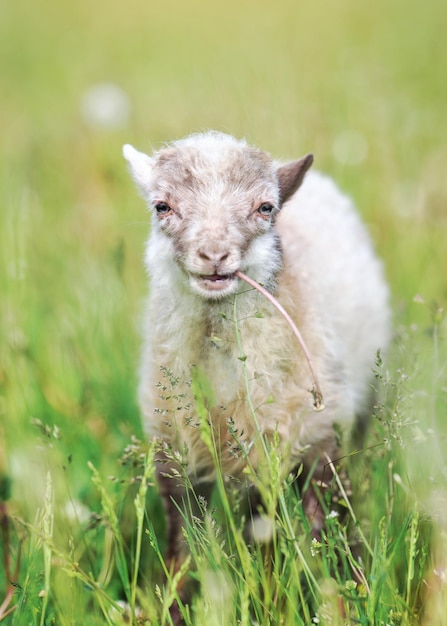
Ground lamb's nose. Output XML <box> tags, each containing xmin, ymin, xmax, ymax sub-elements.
<box><xmin>198</xmin><ymin>248</ymin><xmax>230</xmax><ymax>264</ymax></box>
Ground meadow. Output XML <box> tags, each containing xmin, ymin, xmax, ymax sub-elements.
<box><xmin>1</xmin><ymin>0</ymin><xmax>446</xmax><ymax>623</ymax></box>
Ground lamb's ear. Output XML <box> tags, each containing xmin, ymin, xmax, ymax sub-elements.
<box><xmin>277</xmin><ymin>154</ymin><xmax>314</xmax><ymax>205</ymax></box>
<box><xmin>122</xmin><ymin>144</ymin><xmax>154</xmax><ymax>195</ymax></box>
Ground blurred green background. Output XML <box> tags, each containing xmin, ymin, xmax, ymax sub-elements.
<box><xmin>0</xmin><ymin>0</ymin><xmax>446</xmax><ymax>620</ymax></box>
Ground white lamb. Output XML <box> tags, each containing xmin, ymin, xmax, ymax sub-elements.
<box><xmin>123</xmin><ymin>130</ymin><xmax>390</xmax><ymax>597</ymax></box>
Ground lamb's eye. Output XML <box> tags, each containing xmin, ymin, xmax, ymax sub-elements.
<box><xmin>257</xmin><ymin>202</ymin><xmax>274</xmax><ymax>216</ymax></box>
<box><xmin>154</xmin><ymin>202</ymin><xmax>172</xmax><ymax>215</ymax></box>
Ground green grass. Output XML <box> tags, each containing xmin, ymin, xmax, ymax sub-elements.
<box><xmin>1</xmin><ymin>0</ymin><xmax>447</xmax><ymax>623</ymax></box>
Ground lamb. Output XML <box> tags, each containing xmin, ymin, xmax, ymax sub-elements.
<box><xmin>123</xmin><ymin>130</ymin><xmax>391</xmax><ymax>609</ymax></box>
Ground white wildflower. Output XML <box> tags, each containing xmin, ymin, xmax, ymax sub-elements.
<box><xmin>310</xmin><ymin>537</ymin><xmax>322</xmax><ymax>557</ymax></box>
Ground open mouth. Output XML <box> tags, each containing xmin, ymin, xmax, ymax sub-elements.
<box><xmin>199</xmin><ymin>273</ymin><xmax>236</xmax><ymax>291</ymax></box>
<box><xmin>188</xmin><ymin>271</ymin><xmax>239</xmax><ymax>297</ymax></box>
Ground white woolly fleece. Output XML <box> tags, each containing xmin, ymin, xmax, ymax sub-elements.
<box><xmin>124</xmin><ymin>131</ymin><xmax>391</xmax><ymax>482</ymax></box>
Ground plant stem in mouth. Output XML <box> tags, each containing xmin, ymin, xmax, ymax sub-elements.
<box><xmin>235</xmin><ymin>270</ymin><xmax>325</xmax><ymax>411</ymax></box>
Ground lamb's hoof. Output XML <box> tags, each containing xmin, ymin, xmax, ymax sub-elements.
<box><xmin>169</xmin><ymin>601</ymin><xmax>185</xmax><ymax>626</ymax></box>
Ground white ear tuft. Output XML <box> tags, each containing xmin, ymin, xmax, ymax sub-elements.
<box><xmin>122</xmin><ymin>144</ymin><xmax>154</xmax><ymax>195</ymax></box>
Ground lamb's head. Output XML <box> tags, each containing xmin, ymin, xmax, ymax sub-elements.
<box><xmin>123</xmin><ymin>132</ymin><xmax>313</xmax><ymax>299</ymax></box>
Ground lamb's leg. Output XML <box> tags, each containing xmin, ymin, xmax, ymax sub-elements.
<box><xmin>156</xmin><ymin>467</ymin><xmax>187</xmax><ymax>626</ymax></box>
<box><xmin>156</xmin><ymin>467</ymin><xmax>187</xmax><ymax>571</ymax></box>
<box><xmin>156</xmin><ymin>461</ymin><xmax>214</xmax><ymax>624</ymax></box>
<box><xmin>301</xmin><ymin>464</ymin><xmax>336</xmax><ymax>539</ymax></box>
<box><xmin>300</xmin><ymin>437</ymin><xmax>346</xmax><ymax>539</ymax></box>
